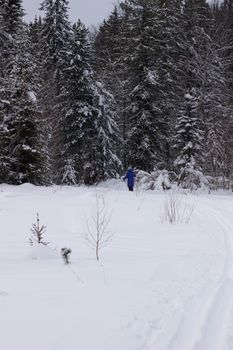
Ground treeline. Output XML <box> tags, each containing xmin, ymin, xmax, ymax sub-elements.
<box><xmin>0</xmin><ymin>0</ymin><xmax>233</xmax><ymax>189</ymax></box>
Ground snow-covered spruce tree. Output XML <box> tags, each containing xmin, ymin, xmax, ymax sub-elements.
<box><xmin>174</xmin><ymin>91</ymin><xmax>205</xmax><ymax>189</ymax></box>
<box><xmin>213</xmin><ymin>0</ymin><xmax>233</xmax><ymax>80</ymax></box>
<box><xmin>0</xmin><ymin>24</ymin><xmax>47</xmax><ymax>184</ymax></box>
<box><xmin>0</xmin><ymin>0</ymin><xmax>17</xmax><ymax>181</ymax></box>
<box><xmin>0</xmin><ymin>1</ymin><xmax>46</xmax><ymax>184</ymax></box>
<box><xmin>205</xmin><ymin>115</ymin><xmax>225</xmax><ymax>188</ymax></box>
<box><xmin>3</xmin><ymin>0</ymin><xmax>24</xmax><ymax>33</ymax></box>
<box><xmin>28</xmin><ymin>16</ymin><xmax>43</xmax><ymax>93</ymax></box>
<box><xmin>0</xmin><ymin>0</ymin><xmax>22</xmax><ymax>118</ymax></box>
<box><xmin>123</xmin><ymin>0</ymin><xmax>183</xmax><ymax>172</ymax></box>
<box><xmin>149</xmin><ymin>0</ymin><xmax>184</xmax><ymax>170</ymax></box>
<box><xmin>93</xmin><ymin>7</ymin><xmax>125</xmax><ymax>83</ymax></box>
<box><xmin>39</xmin><ymin>0</ymin><xmax>71</xmax><ymax>183</ymax></box>
<box><xmin>175</xmin><ymin>0</ymin><xmax>231</xmax><ymax>188</ymax></box>
<box><xmin>87</xmin><ymin>80</ymin><xmax>122</xmax><ymax>184</ymax></box>
<box><xmin>201</xmin><ymin>38</ymin><xmax>230</xmax><ymax>186</ymax></box>
<box><xmin>93</xmin><ymin>5</ymin><xmax>131</xmax><ymax>168</ymax></box>
<box><xmin>122</xmin><ymin>0</ymin><xmax>162</xmax><ymax>172</ymax></box>
<box><xmin>59</xmin><ymin>20</ymin><xmax>95</xmax><ymax>184</ymax></box>
<box><xmin>212</xmin><ymin>0</ymin><xmax>233</xmax><ymax>188</ymax></box>
<box><xmin>0</xmin><ymin>0</ymin><xmax>9</xmax><ymax>123</ymax></box>
<box><xmin>28</xmin><ymin>16</ymin><xmax>52</xmax><ymax>185</ymax></box>
<box><xmin>0</xmin><ymin>0</ymin><xmax>8</xmax><ymax>73</ymax></box>
<box><xmin>60</xmin><ymin>21</ymin><xmax>121</xmax><ymax>185</ymax></box>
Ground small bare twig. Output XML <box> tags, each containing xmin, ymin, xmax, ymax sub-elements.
<box><xmin>84</xmin><ymin>192</ymin><xmax>113</xmax><ymax>261</ymax></box>
<box><xmin>161</xmin><ymin>192</ymin><xmax>195</xmax><ymax>224</ymax></box>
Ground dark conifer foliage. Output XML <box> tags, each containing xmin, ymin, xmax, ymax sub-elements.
<box><xmin>174</xmin><ymin>91</ymin><xmax>204</xmax><ymax>188</ymax></box>
<box><xmin>93</xmin><ymin>5</ymin><xmax>132</xmax><ymax>168</ymax></box>
<box><xmin>59</xmin><ymin>20</ymin><xmax>97</xmax><ymax>184</ymax></box>
<box><xmin>113</xmin><ymin>0</ymin><xmax>184</xmax><ymax>172</ymax></box>
<box><xmin>4</xmin><ymin>0</ymin><xmax>24</xmax><ymax>34</ymax></box>
<box><xmin>0</xmin><ymin>0</ymin><xmax>9</xmax><ymax>115</ymax></box>
<box><xmin>29</xmin><ymin>16</ymin><xmax>43</xmax><ymax>90</ymax></box>
<box><xmin>89</xmin><ymin>81</ymin><xmax>122</xmax><ymax>184</ymax></box>
<box><xmin>0</xmin><ymin>1</ymin><xmax>46</xmax><ymax>184</ymax></box>
<box><xmin>211</xmin><ymin>0</ymin><xmax>233</xmax><ymax>187</ymax></box>
<box><xmin>59</xmin><ymin>20</ymin><xmax>121</xmax><ymax>185</ymax></box>
<box><xmin>39</xmin><ymin>0</ymin><xmax>72</xmax><ymax>183</ymax></box>
<box><xmin>0</xmin><ymin>0</ymin><xmax>233</xmax><ymax>189</ymax></box>
<box><xmin>39</xmin><ymin>2</ymin><xmax>121</xmax><ymax>185</ymax></box>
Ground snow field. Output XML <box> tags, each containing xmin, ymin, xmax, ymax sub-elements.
<box><xmin>0</xmin><ymin>183</ymin><xmax>233</xmax><ymax>350</ymax></box>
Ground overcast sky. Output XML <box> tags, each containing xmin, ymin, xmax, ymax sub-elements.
<box><xmin>23</xmin><ymin>0</ymin><xmax>222</xmax><ymax>28</ymax></box>
<box><xmin>22</xmin><ymin>0</ymin><xmax>116</xmax><ymax>27</ymax></box>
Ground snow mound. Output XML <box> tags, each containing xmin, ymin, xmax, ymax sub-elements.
<box><xmin>97</xmin><ymin>178</ymin><xmax>126</xmax><ymax>190</ymax></box>
<box><xmin>29</xmin><ymin>244</ymin><xmax>59</xmax><ymax>260</ymax></box>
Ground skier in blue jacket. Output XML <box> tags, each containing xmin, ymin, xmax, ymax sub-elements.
<box><xmin>123</xmin><ymin>167</ymin><xmax>136</xmax><ymax>191</ymax></box>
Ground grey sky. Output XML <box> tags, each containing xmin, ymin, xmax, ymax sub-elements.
<box><xmin>23</xmin><ymin>0</ymin><xmax>222</xmax><ymax>27</ymax></box>
<box><xmin>23</xmin><ymin>0</ymin><xmax>116</xmax><ymax>27</ymax></box>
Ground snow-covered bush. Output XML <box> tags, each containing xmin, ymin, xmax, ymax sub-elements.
<box><xmin>206</xmin><ymin>175</ymin><xmax>231</xmax><ymax>191</ymax></box>
<box><xmin>177</xmin><ymin>164</ymin><xmax>209</xmax><ymax>191</ymax></box>
<box><xmin>136</xmin><ymin>169</ymin><xmax>175</xmax><ymax>191</ymax></box>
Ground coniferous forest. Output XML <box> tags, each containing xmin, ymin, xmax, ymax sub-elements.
<box><xmin>0</xmin><ymin>0</ymin><xmax>233</xmax><ymax>189</ymax></box>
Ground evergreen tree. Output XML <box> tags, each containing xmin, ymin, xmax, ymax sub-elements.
<box><xmin>60</xmin><ymin>21</ymin><xmax>95</xmax><ymax>184</ymax></box>
<box><xmin>0</xmin><ymin>0</ymin><xmax>9</xmax><ymax>117</ymax></box>
<box><xmin>60</xmin><ymin>21</ymin><xmax>121</xmax><ymax>185</ymax></box>
<box><xmin>3</xmin><ymin>0</ymin><xmax>24</xmax><ymax>34</ymax></box>
<box><xmin>122</xmin><ymin>0</ymin><xmax>161</xmax><ymax>171</ymax></box>
<box><xmin>39</xmin><ymin>0</ymin><xmax>71</xmax><ymax>182</ymax></box>
<box><xmin>40</xmin><ymin>0</ymin><xmax>71</xmax><ymax>93</ymax></box>
<box><xmin>174</xmin><ymin>91</ymin><xmax>204</xmax><ymax>189</ymax></box>
<box><xmin>202</xmin><ymin>48</ymin><xmax>230</xmax><ymax>184</ymax></box>
<box><xmin>177</xmin><ymin>0</ymin><xmax>231</xmax><ymax>186</ymax></box>
<box><xmin>88</xmin><ymin>81</ymin><xmax>122</xmax><ymax>183</ymax></box>
<box><xmin>122</xmin><ymin>0</ymin><xmax>182</xmax><ymax>171</ymax></box>
<box><xmin>93</xmin><ymin>6</ymin><xmax>131</xmax><ymax>167</ymax></box>
<box><xmin>0</xmin><ymin>2</ymin><xmax>46</xmax><ymax>184</ymax></box>
<box><xmin>0</xmin><ymin>0</ymin><xmax>8</xmax><ymax>62</ymax></box>
<box><xmin>0</xmin><ymin>83</ymin><xmax>45</xmax><ymax>185</ymax></box>
<box><xmin>0</xmin><ymin>0</ymin><xmax>232</xmax><ymax>188</ymax></box>
<box><xmin>29</xmin><ymin>16</ymin><xmax>43</xmax><ymax>92</ymax></box>
<box><xmin>0</xmin><ymin>0</ymin><xmax>22</xmax><ymax>110</ymax></box>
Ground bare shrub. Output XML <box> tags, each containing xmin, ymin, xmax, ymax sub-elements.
<box><xmin>161</xmin><ymin>192</ymin><xmax>195</xmax><ymax>224</ymax></box>
<box><xmin>29</xmin><ymin>213</ymin><xmax>49</xmax><ymax>245</ymax></box>
<box><xmin>84</xmin><ymin>192</ymin><xmax>112</xmax><ymax>261</ymax></box>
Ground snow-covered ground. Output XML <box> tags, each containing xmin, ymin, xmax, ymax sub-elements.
<box><xmin>1</xmin><ymin>181</ymin><xmax>233</xmax><ymax>350</ymax></box>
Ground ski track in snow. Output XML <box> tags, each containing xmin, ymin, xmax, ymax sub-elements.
<box><xmin>167</xmin><ymin>201</ymin><xmax>233</xmax><ymax>350</ymax></box>
<box><xmin>126</xmin><ymin>197</ymin><xmax>233</xmax><ymax>350</ymax></box>
<box><xmin>1</xmin><ymin>185</ymin><xmax>233</xmax><ymax>350</ymax></box>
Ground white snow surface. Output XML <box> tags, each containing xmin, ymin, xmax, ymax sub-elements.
<box><xmin>1</xmin><ymin>182</ymin><xmax>233</xmax><ymax>350</ymax></box>
<box><xmin>28</xmin><ymin>91</ymin><xmax>37</xmax><ymax>102</ymax></box>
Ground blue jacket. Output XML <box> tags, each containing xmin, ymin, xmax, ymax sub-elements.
<box><xmin>124</xmin><ymin>169</ymin><xmax>136</xmax><ymax>187</ymax></box>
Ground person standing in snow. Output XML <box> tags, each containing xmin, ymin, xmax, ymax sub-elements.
<box><xmin>123</xmin><ymin>167</ymin><xmax>136</xmax><ymax>191</ymax></box>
